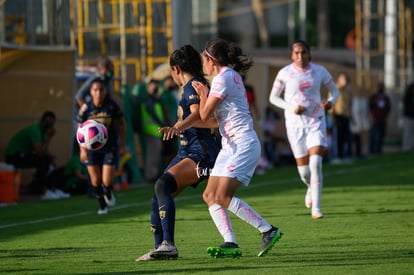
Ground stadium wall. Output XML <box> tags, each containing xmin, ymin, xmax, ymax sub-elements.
<box><xmin>0</xmin><ymin>44</ymin><xmax>76</xmax><ymax>175</ymax></box>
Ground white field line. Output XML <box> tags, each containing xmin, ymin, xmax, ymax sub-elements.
<box><xmin>0</xmin><ymin>163</ymin><xmax>390</xmax><ymax>230</ymax></box>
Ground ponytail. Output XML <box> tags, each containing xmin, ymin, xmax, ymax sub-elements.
<box><xmin>204</xmin><ymin>38</ymin><xmax>253</xmax><ymax>74</ymax></box>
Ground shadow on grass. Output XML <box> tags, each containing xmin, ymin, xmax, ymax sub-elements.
<box><xmin>0</xmin><ymin>151</ymin><xmax>413</xmax><ymax>241</ymax></box>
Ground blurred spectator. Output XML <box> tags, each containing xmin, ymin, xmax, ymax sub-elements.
<box><xmin>324</xmin><ymin>110</ymin><xmax>335</xmax><ymax>161</ymax></box>
<box><xmin>161</xmin><ymin>75</ymin><xmax>180</xmax><ymax>105</ymax></box>
<box><xmin>368</xmin><ymin>83</ymin><xmax>391</xmax><ymax>155</ymax></box>
<box><xmin>63</xmin><ymin>145</ymin><xmax>89</xmax><ymax>195</ymax></box>
<box><xmin>4</xmin><ymin>111</ymin><xmax>70</xmax><ymax>199</ymax></box>
<box><xmin>262</xmin><ymin>106</ymin><xmax>280</xmax><ymax>168</ymax></box>
<box><xmin>243</xmin><ymin>75</ymin><xmax>261</xmax><ymax>120</ymax></box>
<box><xmin>47</xmin><ymin>148</ymin><xmax>89</xmax><ymax>197</ymax></box>
<box><xmin>402</xmin><ymin>82</ymin><xmax>414</xmax><ymax>151</ymax></box>
<box><xmin>350</xmin><ymin>96</ymin><xmax>370</xmax><ymax>158</ymax></box>
<box><xmin>331</xmin><ymin>72</ymin><xmax>352</xmax><ymax>162</ymax></box>
<box><xmin>141</xmin><ymin>79</ymin><xmax>165</xmax><ymax>182</ymax></box>
<box><xmin>75</xmin><ymin>56</ymin><xmax>114</xmax><ymax>107</ymax></box>
<box><xmin>130</xmin><ymin>82</ymin><xmax>148</xmax><ymax>175</ymax></box>
<box><xmin>160</xmin><ymin>76</ymin><xmax>179</xmax><ymax>167</ymax></box>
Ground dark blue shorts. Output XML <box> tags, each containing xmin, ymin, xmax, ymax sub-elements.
<box><xmin>86</xmin><ymin>146</ymin><xmax>119</xmax><ymax>167</ymax></box>
<box><xmin>165</xmin><ymin>146</ymin><xmax>218</xmax><ymax>188</ymax></box>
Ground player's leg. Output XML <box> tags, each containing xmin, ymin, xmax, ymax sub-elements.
<box><xmin>86</xmin><ymin>164</ymin><xmax>107</xmax><ymax>214</ymax></box>
<box><xmin>297</xmin><ymin>160</ymin><xmax>311</xmax><ymax>208</ymax></box>
<box><xmin>203</xmin><ymin>149</ymin><xmax>236</xmax><ymax>245</ymax></box>
<box><xmin>227</xmin><ymin>196</ymin><xmax>283</xmax><ymax>257</ymax></box>
<box><xmin>297</xmin><ymin>164</ymin><xmax>311</xmax><ymax>186</ymax></box>
<box><xmin>101</xmin><ymin>164</ymin><xmax>116</xmax><ymax>207</ymax></box>
<box><xmin>307</xmin><ymin>123</ymin><xmax>328</xmax><ymax>219</ymax></box>
<box><xmin>136</xmin><ymin>196</ymin><xmax>163</xmax><ymax>262</ymax></box>
<box><xmin>150</xmin><ymin>158</ymin><xmax>199</xmax><ymax>259</ymax></box>
<box><xmin>151</xmin><ymin>196</ymin><xmax>163</xmax><ymax>246</ymax></box>
<box><xmin>204</xmin><ymin>176</ymin><xmax>242</xmax><ymax>258</ymax></box>
<box><xmin>206</xmin><ymin>205</ymin><xmax>242</xmax><ymax>259</ymax></box>
<box><xmin>288</xmin><ymin>128</ymin><xmax>312</xmax><ymax>208</ymax></box>
<box><xmin>206</xmin><ymin>139</ymin><xmax>282</xmax><ymax>258</ymax></box>
<box><xmin>308</xmin><ymin>147</ymin><xmax>325</xmax><ymax>219</ymax></box>
<box><xmin>150</xmin><ymin>172</ymin><xmax>178</xmax><ymax>259</ymax></box>
<box><xmin>101</xmin><ymin>150</ymin><xmax>119</xmax><ymax>207</ymax></box>
<box><xmin>204</xmin><ymin>176</ymin><xmax>237</xmax><ymax>242</ymax></box>
<box><xmin>223</xmin><ymin>137</ymin><xmax>284</xmax><ymax>257</ymax></box>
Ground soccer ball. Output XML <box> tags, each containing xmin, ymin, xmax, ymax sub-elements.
<box><xmin>76</xmin><ymin>120</ymin><xmax>108</xmax><ymax>151</ymax></box>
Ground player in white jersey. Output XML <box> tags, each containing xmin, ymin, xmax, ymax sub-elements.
<box><xmin>269</xmin><ymin>40</ymin><xmax>339</xmax><ymax>219</ymax></box>
<box><xmin>192</xmin><ymin>38</ymin><xmax>282</xmax><ymax>258</ymax></box>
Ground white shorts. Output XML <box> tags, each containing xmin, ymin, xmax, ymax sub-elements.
<box><xmin>211</xmin><ymin>134</ymin><xmax>261</xmax><ymax>187</ymax></box>
<box><xmin>286</xmin><ymin>121</ymin><xmax>327</xmax><ymax>158</ymax></box>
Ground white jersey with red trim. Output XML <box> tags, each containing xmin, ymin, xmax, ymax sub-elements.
<box><xmin>209</xmin><ymin>66</ymin><xmax>255</xmax><ymax>141</ymax></box>
<box><xmin>271</xmin><ymin>62</ymin><xmax>334</xmax><ymax>128</ymax></box>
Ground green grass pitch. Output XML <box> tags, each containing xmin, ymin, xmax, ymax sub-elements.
<box><xmin>0</xmin><ymin>151</ymin><xmax>413</xmax><ymax>274</ymax></box>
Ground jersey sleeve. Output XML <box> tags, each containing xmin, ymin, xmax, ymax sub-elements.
<box><xmin>269</xmin><ymin>69</ymin><xmax>296</xmax><ymax>113</ymax></box>
<box><xmin>209</xmin><ymin>74</ymin><xmax>226</xmax><ymax>100</ymax></box>
<box><xmin>75</xmin><ymin>75</ymin><xmax>95</xmax><ymax>101</ymax></box>
<box><xmin>76</xmin><ymin>104</ymin><xmax>88</xmax><ymax>123</ymax></box>
<box><xmin>183</xmin><ymin>83</ymin><xmax>200</xmax><ymax>106</ymax></box>
<box><xmin>321</xmin><ymin>67</ymin><xmax>339</xmax><ymax>104</ymax></box>
<box><xmin>321</xmin><ymin>66</ymin><xmax>334</xmax><ymax>86</ymax></box>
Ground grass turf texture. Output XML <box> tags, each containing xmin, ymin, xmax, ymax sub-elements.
<box><xmin>0</xmin><ymin>151</ymin><xmax>413</xmax><ymax>274</ymax></box>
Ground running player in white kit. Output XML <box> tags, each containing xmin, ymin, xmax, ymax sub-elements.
<box><xmin>269</xmin><ymin>40</ymin><xmax>339</xmax><ymax>219</ymax></box>
<box><xmin>192</xmin><ymin>38</ymin><xmax>283</xmax><ymax>258</ymax></box>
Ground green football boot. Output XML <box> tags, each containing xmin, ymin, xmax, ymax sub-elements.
<box><xmin>207</xmin><ymin>242</ymin><xmax>242</xmax><ymax>259</ymax></box>
<box><xmin>258</xmin><ymin>226</ymin><xmax>283</xmax><ymax>257</ymax></box>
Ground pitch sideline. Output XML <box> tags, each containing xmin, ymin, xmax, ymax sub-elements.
<box><xmin>0</xmin><ymin>162</ymin><xmax>391</xmax><ymax>230</ymax></box>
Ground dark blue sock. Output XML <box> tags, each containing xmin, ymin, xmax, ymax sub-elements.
<box><xmin>158</xmin><ymin>193</ymin><xmax>176</xmax><ymax>244</ymax></box>
<box><xmin>154</xmin><ymin>173</ymin><xmax>177</xmax><ymax>244</ymax></box>
<box><xmin>150</xmin><ymin>196</ymin><xmax>163</xmax><ymax>248</ymax></box>
<box><xmin>93</xmin><ymin>185</ymin><xmax>106</xmax><ymax>209</ymax></box>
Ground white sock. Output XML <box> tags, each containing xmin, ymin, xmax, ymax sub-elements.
<box><xmin>309</xmin><ymin>155</ymin><xmax>323</xmax><ymax>213</ymax></box>
<box><xmin>228</xmin><ymin>197</ymin><xmax>271</xmax><ymax>233</ymax></box>
<box><xmin>297</xmin><ymin>165</ymin><xmax>310</xmax><ymax>188</ymax></box>
<box><xmin>208</xmin><ymin>203</ymin><xmax>236</xmax><ymax>243</ymax></box>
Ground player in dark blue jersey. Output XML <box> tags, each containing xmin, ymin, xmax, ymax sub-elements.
<box><xmin>77</xmin><ymin>78</ymin><xmax>127</xmax><ymax>214</ymax></box>
<box><xmin>136</xmin><ymin>45</ymin><xmax>220</xmax><ymax>261</ymax></box>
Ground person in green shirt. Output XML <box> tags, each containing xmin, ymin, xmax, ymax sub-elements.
<box><xmin>5</xmin><ymin>111</ymin><xmax>69</xmax><ymax>199</ymax></box>
<box><xmin>63</xmin><ymin>146</ymin><xmax>89</xmax><ymax>195</ymax></box>
<box><xmin>141</xmin><ymin>79</ymin><xmax>165</xmax><ymax>182</ymax></box>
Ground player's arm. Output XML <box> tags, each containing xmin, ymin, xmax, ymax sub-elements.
<box><xmin>322</xmin><ymin>81</ymin><xmax>340</xmax><ymax>111</ymax></box>
<box><xmin>75</xmin><ymin>78</ymin><xmax>94</xmax><ymax>107</ymax></box>
<box><xmin>269</xmin><ymin>78</ymin><xmax>298</xmax><ymax>114</ymax></box>
<box><xmin>76</xmin><ymin>98</ymin><xmax>85</xmax><ymax>108</ymax></box>
<box><xmin>193</xmin><ymin>117</ymin><xmax>218</xmax><ymax>129</ymax></box>
<box><xmin>32</xmin><ymin>141</ymin><xmax>49</xmax><ymax>156</ymax></box>
<box><xmin>32</xmin><ymin>126</ymin><xmax>55</xmax><ymax>156</ymax></box>
<box><xmin>159</xmin><ymin>103</ymin><xmax>204</xmax><ymax>140</ymax></box>
<box><xmin>192</xmin><ymin>81</ymin><xmax>221</xmax><ymax>122</ymax></box>
<box><xmin>77</xmin><ymin>121</ymin><xmax>88</xmax><ymax>163</ymax></box>
<box><xmin>175</xmin><ymin>103</ymin><xmax>218</xmax><ymax>129</ymax></box>
<box><xmin>176</xmin><ymin>103</ymin><xmax>201</xmax><ymax>130</ymax></box>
